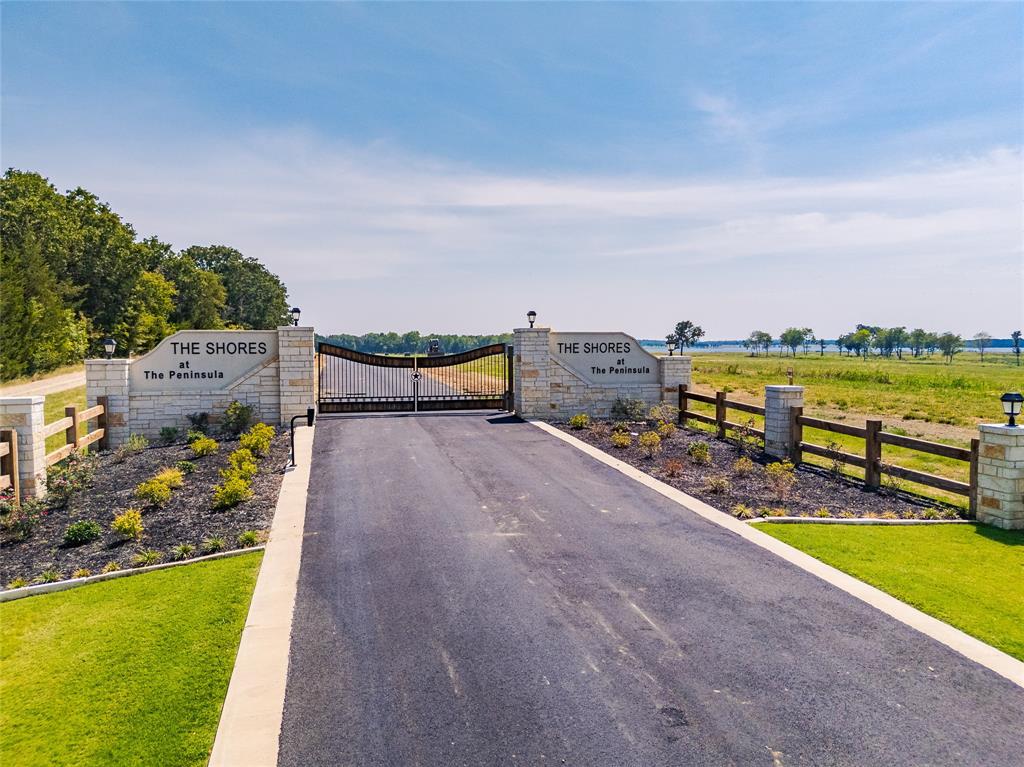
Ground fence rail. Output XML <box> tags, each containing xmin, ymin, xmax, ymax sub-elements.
<box><xmin>43</xmin><ymin>396</ymin><xmax>107</xmax><ymax>468</ymax></box>
<box><xmin>0</xmin><ymin>429</ymin><xmax>18</xmax><ymax>498</ymax></box>
<box><xmin>677</xmin><ymin>385</ymin><xmax>766</xmax><ymax>440</ymax></box>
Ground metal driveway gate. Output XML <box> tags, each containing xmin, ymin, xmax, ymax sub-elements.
<box><xmin>317</xmin><ymin>342</ymin><xmax>513</xmax><ymax>413</ymax></box>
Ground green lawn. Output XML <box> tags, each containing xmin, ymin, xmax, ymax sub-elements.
<box><xmin>758</xmin><ymin>523</ymin><xmax>1024</xmax><ymax>660</ymax></box>
<box><xmin>1</xmin><ymin>552</ymin><xmax>262</xmax><ymax>767</ymax></box>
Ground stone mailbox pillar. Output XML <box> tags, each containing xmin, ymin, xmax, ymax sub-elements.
<box><xmin>658</xmin><ymin>355</ymin><xmax>692</xmax><ymax>404</ymax></box>
<box><xmin>0</xmin><ymin>396</ymin><xmax>47</xmax><ymax>498</ymax></box>
<box><xmin>764</xmin><ymin>385</ymin><xmax>804</xmax><ymax>459</ymax></box>
<box><xmin>975</xmin><ymin>424</ymin><xmax>1024</xmax><ymax>530</ymax></box>
<box><xmin>513</xmin><ymin>327</ymin><xmax>550</xmax><ymax>418</ymax></box>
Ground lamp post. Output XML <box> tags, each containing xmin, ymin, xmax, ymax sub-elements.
<box><xmin>527</xmin><ymin>310</ymin><xmax>537</xmax><ymax>328</ymax></box>
<box><xmin>290</xmin><ymin>307</ymin><xmax>301</xmax><ymax>327</ymax></box>
<box><xmin>102</xmin><ymin>337</ymin><xmax>116</xmax><ymax>360</ymax></box>
<box><xmin>666</xmin><ymin>339</ymin><xmax>677</xmax><ymax>356</ymax></box>
<box><xmin>1001</xmin><ymin>392</ymin><xmax>1023</xmax><ymax>427</ymax></box>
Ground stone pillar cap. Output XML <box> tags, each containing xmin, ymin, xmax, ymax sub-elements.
<box><xmin>765</xmin><ymin>385</ymin><xmax>803</xmax><ymax>392</ymax></box>
<box><xmin>0</xmin><ymin>395</ymin><xmax>44</xmax><ymax>404</ymax></box>
<box><xmin>979</xmin><ymin>423</ymin><xmax>1024</xmax><ymax>434</ymax></box>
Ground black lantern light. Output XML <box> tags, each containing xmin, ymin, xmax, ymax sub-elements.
<box><xmin>290</xmin><ymin>307</ymin><xmax>301</xmax><ymax>327</ymax></box>
<box><xmin>527</xmin><ymin>310</ymin><xmax>537</xmax><ymax>328</ymax></box>
<box><xmin>666</xmin><ymin>339</ymin><xmax>678</xmax><ymax>356</ymax></box>
<box><xmin>1000</xmin><ymin>392</ymin><xmax>1023</xmax><ymax>427</ymax></box>
<box><xmin>102</xmin><ymin>337</ymin><xmax>116</xmax><ymax>360</ymax></box>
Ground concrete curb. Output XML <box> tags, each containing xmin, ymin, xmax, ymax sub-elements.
<box><xmin>0</xmin><ymin>546</ymin><xmax>265</xmax><ymax>604</ymax></box>
<box><xmin>208</xmin><ymin>424</ymin><xmax>315</xmax><ymax>767</ymax></box>
<box><xmin>531</xmin><ymin>420</ymin><xmax>1024</xmax><ymax>690</ymax></box>
<box><xmin>748</xmin><ymin>517</ymin><xmax>970</xmax><ymax>525</ymax></box>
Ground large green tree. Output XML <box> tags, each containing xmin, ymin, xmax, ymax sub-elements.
<box><xmin>181</xmin><ymin>245</ymin><xmax>290</xmax><ymax>329</ymax></box>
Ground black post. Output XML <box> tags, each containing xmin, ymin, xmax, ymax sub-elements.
<box><xmin>290</xmin><ymin>407</ymin><xmax>316</xmax><ymax>467</ymax></box>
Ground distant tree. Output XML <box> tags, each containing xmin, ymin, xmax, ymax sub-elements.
<box><xmin>972</xmin><ymin>331</ymin><xmax>992</xmax><ymax>362</ymax></box>
<box><xmin>668</xmin><ymin>320</ymin><xmax>705</xmax><ymax>349</ymax></box>
<box><xmin>908</xmin><ymin>328</ymin><xmax>929</xmax><ymax>358</ymax></box>
<box><xmin>889</xmin><ymin>327</ymin><xmax>908</xmax><ymax>360</ymax></box>
<box><xmin>779</xmin><ymin>328</ymin><xmax>806</xmax><ymax>357</ymax></box>
<box><xmin>852</xmin><ymin>328</ymin><xmax>872</xmax><ymax>358</ymax></box>
<box><xmin>936</xmin><ymin>332</ymin><xmax>963</xmax><ymax>364</ymax></box>
<box><xmin>801</xmin><ymin>328</ymin><xmax>815</xmax><ymax>355</ymax></box>
<box><xmin>1012</xmin><ymin>330</ymin><xmax>1021</xmax><ymax>366</ymax></box>
<box><xmin>746</xmin><ymin>330</ymin><xmax>772</xmax><ymax>356</ymax></box>
<box><xmin>924</xmin><ymin>332</ymin><xmax>939</xmax><ymax>356</ymax></box>
<box><xmin>818</xmin><ymin>336</ymin><xmax>827</xmax><ymax>356</ymax></box>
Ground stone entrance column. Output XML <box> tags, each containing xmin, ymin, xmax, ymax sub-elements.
<box><xmin>513</xmin><ymin>327</ymin><xmax>550</xmax><ymax>418</ymax></box>
<box><xmin>975</xmin><ymin>424</ymin><xmax>1024</xmax><ymax>530</ymax></box>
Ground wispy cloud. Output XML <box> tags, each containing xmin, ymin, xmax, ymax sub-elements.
<box><xmin>14</xmin><ymin>132</ymin><xmax>1022</xmax><ymax>336</ymax></box>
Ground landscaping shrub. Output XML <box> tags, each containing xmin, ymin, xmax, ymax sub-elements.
<box><xmin>153</xmin><ymin>466</ymin><xmax>185</xmax><ymax>489</ymax></box>
<box><xmin>175</xmin><ymin>460</ymin><xmax>197</xmax><ymax>475</ymax></box>
<box><xmin>568</xmin><ymin>413</ymin><xmax>591</xmax><ymax>430</ymax></box>
<box><xmin>686</xmin><ymin>441</ymin><xmax>711</xmax><ymax>465</ymax></box>
<box><xmin>35</xmin><ymin>570</ymin><xmax>63</xmax><ymax>584</ymax></box>
<box><xmin>159</xmin><ymin>426</ymin><xmax>179</xmax><ymax>445</ymax></box>
<box><xmin>765</xmin><ymin>460</ymin><xmax>797</xmax><ymax>501</ymax></box>
<box><xmin>101</xmin><ymin>561</ymin><xmax>122</xmax><ymax>573</ymax></box>
<box><xmin>239</xmin><ymin>422</ymin><xmax>275</xmax><ymax>457</ymax></box>
<box><xmin>46</xmin><ymin>451</ymin><xmax>97</xmax><ymax>508</ymax></box>
<box><xmin>0</xmin><ymin>492</ymin><xmax>43</xmax><ymax>541</ymax></box>
<box><xmin>663</xmin><ymin>458</ymin><xmax>683</xmax><ymax>478</ymax></box>
<box><xmin>190</xmin><ymin>436</ymin><xmax>219</xmax><ymax>458</ymax></box>
<box><xmin>6</xmin><ymin>577</ymin><xmax>28</xmax><ymax>589</ymax></box>
<box><xmin>201</xmin><ymin>536</ymin><xmax>226</xmax><ymax>554</ymax></box>
<box><xmin>212</xmin><ymin>476</ymin><xmax>253</xmax><ymax>509</ymax></box>
<box><xmin>732</xmin><ymin>456</ymin><xmax>755</xmax><ymax>476</ymax></box>
<box><xmin>610</xmin><ymin>432</ymin><xmax>632</xmax><ymax>449</ymax></box>
<box><xmin>111</xmin><ymin>509</ymin><xmax>144</xmax><ymax>540</ymax></box>
<box><xmin>838</xmin><ymin>510</ymin><xmax>855</xmax><ymax>518</ymax></box>
<box><xmin>611</xmin><ymin>421</ymin><xmax>630</xmax><ymax>433</ymax></box>
<box><xmin>186</xmin><ymin>412</ymin><xmax>209</xmax><ymax>434</ymax></box>
<box><xmin>62</xmin><ymin>519</ymin><xmax>102</xmax><ymax>547</ymax></box>
<box><xmin>764</xmin><ymin>507</ymin><xmax>788</xmax><ymax>517</ymax></box>
<box><xmin>134</xmin><ymin>478</ymin><xmax>172</xmax><ymax>507</ymax></box>
<box><xmin>171</xmin><ymin>543</ymin><xmax>196</xmax><ymax>561</ymax></box>
<box><xmin>590</xmin><ymin>422</ymin><xmax>610</xmax><ymax>438</ymax></box>
<box><xmin>221</xmin><ymin>400</ymin><xmax>255</xmax><ymax>437</ymax></box>
<box><xmin>648</xmin><ymin>403</ymin><xmax>679</xmax><ymax>425</ymax></box>
<box><xmin>922</xmin><ymin>508</ymin><xmax>940</xmax><ymax>520</ymax></box>
<box><xmin>114</xmin><ymin>433</ymin><xmax>148</xmax><ymax>463</ymax></box>
<box><xmin>132</xmin><ymin>549</ymin><xmax>163</xmax><ymax>567</ymax></box>
<box><xmin>610</xmin><ymin>398</ymin><xmax>648</xmax><ymax>421</ymax></box>
<box><xmin>186</xmin><ymin>429</ymin><xmax>206</xmax><ymax>444</ymax></box>
<box><xmin>731</xmin><ymin>503</ymin><xmax>754</xmax><ymax>519</ymax></box>
<box><xmin>225</xmin><ymin>449</ymin><xmax>258</xmax><ymax>481</ymax></box>
<box><xmin>638</xmin><ymin>431</ymin><xmax>662</xmax><ymax>458</ymax></box>
<box><xmin>656</xmin><ymin>421</ymin><xmax>676</xmax><ymax>439</ymax></box>
<box><xmin>733</xmin><ymin>418</ymin><xmax>757</xmax><ymax>455</ymax></box>
<box><xmin>814</xmin><ymin>507</ymin><xmax>832</xmax><ymax>518</ymax></box>
<box><xmin>72</xmin><ymin>568</ymin><xmax>92</xmax><ymax>579</ymax></box>
<box><xmin>237</xmin><ymin>530</ymin><xmax>261</xmax><ymax>548</ymax></box>
<box><xmin>703</xmin><ymin>475</ymin><xmax>729</xmax><ymax>494</ymax></box>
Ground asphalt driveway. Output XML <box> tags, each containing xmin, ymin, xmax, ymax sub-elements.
<box><xmin>279</xmin><ymin>412</ymin><xmax>1024</xmax><ymax>766</ymax></box>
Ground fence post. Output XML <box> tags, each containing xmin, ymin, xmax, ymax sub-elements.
<box><xmin>789</xmin><ymin>406</ymin><xmax>803</xmax><ymax>464</ymax></box>
<box><xmin>865</xmin><ymin>419</ymin><xmax>882</xmax><ymax>489</ymax></box>
<box><xmin>968</xmin><ymin>437</ymin><xmax>979</xmax><ymax>517</ymax></box>
<box><xmin>65</xmin><ymin>405</ymin><xmax>80</xmax><ymax>450</ymax></box>
<box><xmin>96</xmin><ymin>396</ymin><xmax>109</xmax><ymax>451</ymax></box>
<box><xmin>0</xmin><ymin>429</ymin><xmax>19</xmax><ymax>501</ymax></box>
<box><xmin>715</xmin><ymin>391</ymin><xmax>726</xmax><ymax>439</ymax></box>
<box><xmin>677</xmin><ymin>384</ymin><xmax>687</xmax><ymax>426</ymax></box>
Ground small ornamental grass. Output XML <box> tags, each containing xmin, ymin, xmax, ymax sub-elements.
<box><xmin>62</xmin><ymin>519</ymin><xmax>102</xmax><ymax>547</ymax></box>
<box><xmin>610</xmin><ymin>432</ymin><xmax>632</xmax><ymax>449</ymax></box>
<box><xmin>237</xmin><ymin>530</ymin><xmax>262</xmax><ymax>548</ymax></box>
<box><xmin>201</xmin><ymin>536</ymin><xmax>227</xmax><ymax>554</ymax></box>
<box><xmin>190</xmin><ymin>436</ymin><xmax>219</xmax><ymax>458</ymax></box>
<box><xmin>814</xmin><ymin>507</ymin><xmax>832</xmax><ymax>518</ymax></box>
<box><xmin>732</xmin><ymin>456</ymin><xmax>755</xmax><ymax>477</ymax></box>
<box><xmin>731</xmin><ymin>503</ymin><xmax>754</xmax><ymax>520</ymax></box>
<box><xmin>101</xmin><ymin>561</ymin><xmax>122</xmax><ymax>573</ymax></box>
<box><xmin>171</xmin><ymin>543</ymin><xmax>196</xmax><ymax>561</ymax></box>
<box><xmin>132</xmin><ymin>549</ymin><xmax>163</xmax><ymax>568</ymax></box>
<box><xmin>71</xmin><ymin>568</ymin><xmax>92</xmax><ymax>579</ymax></box>
<box><xmin>35</xmin><ymin>569</ymin><xmax>62</xmax><ymax>584</ymax></box>
<box><xmin>111</xmin><ymin>509</ymin><xmax>144</xmax><ymax>541</ymax></box>
<box><xmin>568</xmin><ymin>413</ymin><xmax>591</xmax><ymax>430</ymax></box>
<box><xmin>6</xmin><ymin>577</ymin><xmax>28</xmax><ymax>590</ymax></box>
<box><xmin>113</xmin><ymin>433</ymin><xmax>148</xmax><ymax>463</ymax></box>
<box><xmin>239</xmin><ymin>422</ymin><xmax>275</xmax><ymax>456</ymax></box>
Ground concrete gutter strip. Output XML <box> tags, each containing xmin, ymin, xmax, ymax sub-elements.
<box><xmin>0</xmin><ymin>546</ymin><xmax>265</xmax><ymax>604</ymax></box>
<box><xmin>530</xmin><ymin>419</ymin><xmax>1024</xmax><ymax>690</ymax></box>
<box><xmin>748</xmin><ymin>517</ymin><xmax>970</xmax><ymax>525</ymax></box>
<box><xmin>208</xmin><ymin>424</ymin><xmax>315</xmax><ymax>767</ymax></box>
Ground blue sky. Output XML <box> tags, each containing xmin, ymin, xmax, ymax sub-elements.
<box><xmin>3</xmin><ymin>2</ymin><xmax>1021</xmax><ymax>337</ymax></box>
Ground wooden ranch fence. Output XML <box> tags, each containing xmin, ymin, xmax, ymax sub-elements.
<box><xmin>43</xmin><ymin>396</ymin><xmax>108</xmax><ymax>468</ymax></box>
<box><xmin>676</xmin><ymin>384</ymin><xmax>979</xmax><ymax>513</ymax></box>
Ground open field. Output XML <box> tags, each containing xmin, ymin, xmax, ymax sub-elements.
<box><xmin>758</xmin><ymin>523</ymin><xmax>1024</xmax><ymax>661</ymax></box>
<box><xmin>43</xmin><ymin>385</ymin><xmax>88</xmax><ymax>454</ymax></box>
<box><xmin>682</xmin><ymin>352</ymin><xmax>1018</xmax><ymax>507</ymax></box>
<box><xmin>0</xmin><ymin>552</ymin><xmax>262</xmax><ymax>767</ymax></box>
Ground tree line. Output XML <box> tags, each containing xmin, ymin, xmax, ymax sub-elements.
<box><xmin>320</xmin><ymin>331</ymin><xmax>512</xmax><ymax>355</ymax></box>
<box><xmin>0</xmin><ymin>169</ymin><xmax>291</xmax><ymax>380</ymax></box>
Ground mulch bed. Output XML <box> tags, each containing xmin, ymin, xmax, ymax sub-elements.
<box><xmin>0</xmin><ymin>432</ymin><xmax>289</xmax><ymax>585</ymax></box>
<box><xmin>562</xmin><ymin>421</ymin><xmax>962</xmax><ymax>521</ymax></box>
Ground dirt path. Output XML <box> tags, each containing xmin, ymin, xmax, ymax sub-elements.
<box><xmin>0</xmin><ymin>369</ymin><xmax>86</xmax><ymax>398</ymax></box>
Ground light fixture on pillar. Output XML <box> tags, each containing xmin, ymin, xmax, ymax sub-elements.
<box><xmin>102</xmin><ymin>337</ymin><xmax>116</xmax><ymax>360</ymax></box>
<box><xmin>290</xmin><ymin>307</ymin><xmax>301</xmax><ymax>327</ymax></box>
<box><xmin>527</xmin><ymin>310</ymin><xmax>537</xmax><ymax>328</ymax></box>
<box><xmin>1001</xmin><ymin>392</ymin><xmax>1023</xmax><ymax>427</ymax></box>
<box><xmin>666</xmin><ymin>339</ymin><xmax>678</xmax><ymax>356</ymax></box>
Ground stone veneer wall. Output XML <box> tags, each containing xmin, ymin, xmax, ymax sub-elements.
<box><xmin>86</xmin><ymin>326</ymin><xmax>315</xmax><ymax>447</ymax></box>
<box><xmin>975</xmin><ymin>424</ymin><xmax>1024</xmax><ymax>530</ymax></box>
<box><xmin>0</xmin><ymin>397</ymin><xmax>46</xmax><ymax>498</ymax></box>
<box><xmin>513</xmin><ymin>327</ymin><xmax>691</xmax><ymax>419</ymax></box>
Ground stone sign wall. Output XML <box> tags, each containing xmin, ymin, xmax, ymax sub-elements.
<box><xmin>86</xmin><ymin>326</ymin><xmax>315</xmax><ymax>447</ymax></box>
<box><xmin>514</xmin><ymin>327</ymin><xmax>690</xmax><ymax>419</ymax></box>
